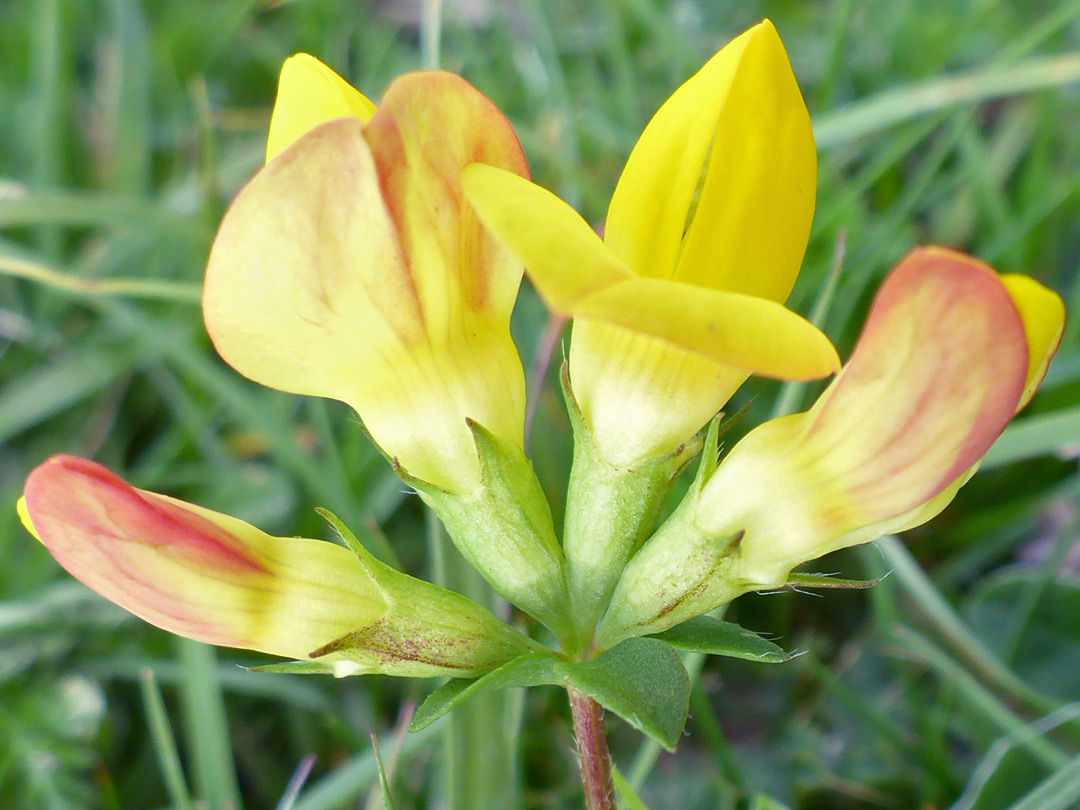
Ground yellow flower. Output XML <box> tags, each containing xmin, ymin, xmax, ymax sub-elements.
<box><xmin>597</xmin><ymin>248</ymin><xmax>1065</xmax><ymax>646</ymax></box>
<box><xmin>460</xmin><ymin>21</ymin><xmax>839</xmax><ymax>647</ymax></box>
<box><xmin>463</xmin><ymin>21</ymin><xmax>839</xmax><ymax>468</ymax></box>
<box><xmin>205</xmin><ymin>56</ymin><xmax>570</xmax><ymax>636</ymax></box>
<box><xmin>20</xmin><ymin>456</ymin><xmax>536</xmax><ymax>677</ymax></box>
<box><xmin>204</xmin><ymin>55</ymin><xmax>529</xmax><ymax>493</ymax></box>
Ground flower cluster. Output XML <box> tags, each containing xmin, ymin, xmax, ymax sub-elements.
<box><xmin>20</xmin><ymin>23</ymin><xmax>1064</xmax><ymax>680</ymax></box>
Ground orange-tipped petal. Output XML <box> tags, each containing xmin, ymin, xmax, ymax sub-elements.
<box><xmin>22</xmin><ymin>456</ymin><xmax>535</xmax><ymax>676</ymax></box>
<box><xmin>23</xmin><ymin>455</ymin><xmax>386</xmax><ymax>660</ymax></box>
<box><xmin>363</xmin><ymin>72</ymin><xmax>530</xmax><ymax>330</ymax></box>
<box><xmin>703</xmin><ymin>247</ymin><xmax>1030</xmax><ymax>579</ymax></box>
<box><xmin>205</xmin><ymin>71</ymin><xmax>529</xmax><ymax>491</ymax></box>
<box><xmin>886</xmin><ymin>271</ymin><xmax>1065</xmax><ymax>532</ymax></box>
<box><xmin>266</xmin><ymin>54</ymin><xmax>376</xmax><ymax>163</ymax></box>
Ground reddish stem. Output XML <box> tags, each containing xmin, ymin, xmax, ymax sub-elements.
<box><xmin>569</xmin><ymin>688</ymin><xmax>615</xmax><ymax>810</ymax></box>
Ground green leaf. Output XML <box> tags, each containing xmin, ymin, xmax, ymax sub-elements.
<box><xmin>411</xmin><ymin>638</ymin><xmax>690</xmax><ymax>751</ymax></box>
<box><xmin>652</xmin><ymin>615</ymin><xmax>789</xmax><ymax>663</ymax></box>
<box><xmin>786</xmin><ymin>573</ymin><xmax>881</xmax><ymax>590</ymax></box>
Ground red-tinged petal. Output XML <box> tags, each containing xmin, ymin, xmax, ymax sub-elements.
<box><xmin>23</xmin><ymin>456</ymin><xmax>386</xmax><ymax>660</ymax></box>
<box><xmin>701</xmin><ymin>247</ymin><xmax>1029</xmax><ymax>581</ymax></box>
<box><xmin>205</xmin><ymin>71</ymin><xmax>529</xmax><ymax>491</ymax></box>
<box><xmin>599</xmin><ymin>249</ymin><xmax>1034</xmax><ymax>641</ymax></box>
<box><xmin>22</xmin><ymin>457</ymin><xmax>537</xmax><ymax>676</ymax></box>
<box><xmin>363</xmin><ymin>71</ymin><xmax>530</xmax><ymax>333</ymax></box>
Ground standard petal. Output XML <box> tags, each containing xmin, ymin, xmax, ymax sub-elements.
<box><xmin>205</xmin><ymin>103</ymin><xmax>524</xmax><ymax>489</ymax></box>
<box><xmin>205</xmin><ymin>117</ymin><xmax>426</xmax><ymax>410</ymax></box>
<box><xmin>24</xmin><ymin>455</ymin><xmax>386</xmax><ymax>661</ymax></box>
<box><xmin>673</xmin><ymin>20</ymin><xmax>816</xmax><ymax>301</ymax></box>
<box><xmin>363</xmin><ymin>71</ymin><xmax>530</xmax><ymax>334</ymax></box>
<box><xmin>266</xmin><ymin>53</ymin><xmax>376</xmax><ymax>163</ymax></box>
<box><xmin>462</xmin><ymin>163</ymin><xmax>634</xmax><ymax>313</ymax></box>
<box><xmin>574</xmin><ymin>278</ymin><xmax>840</xmax><ymax>380</ymax></box>
<box><xmin>699</xmin><ymin>247</ymin><xmax>1030</xmax><ymax>581</ymax></box>
<box><xmin>1001</xmin><ymin>272</ymin><xmax>1065</xmax><ymax>409</ymax></box>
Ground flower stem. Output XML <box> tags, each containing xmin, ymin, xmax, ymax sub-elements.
<box><xmin>569</xmin><ymin>688</ymin><xmax>615</xmax><ymax>810</ymax></box>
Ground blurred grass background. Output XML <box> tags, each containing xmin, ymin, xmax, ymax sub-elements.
<box><xmin>2</xmin><ymin>0</ymin><xmax>1080</xmax><ymax>808</ymax></box>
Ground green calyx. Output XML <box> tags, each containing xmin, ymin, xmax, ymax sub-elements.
<box><xmin>403</xmin><ymin>419</ymin><xmax>573</xmax><ymax>640</ymax></box>
<box><xmin>255</xmin><ymin>509</ymin><xmax>541</xmax><ymax>679</ymax></box>
<box><xmin>559</xmin><ymin>365</ymin><xmax>700</xmax><ymax>652</ymax></box>
<box><xmin>592</xmin><ymin>414</ymin><xmax>746</xmax><ymax>648</ymax></box>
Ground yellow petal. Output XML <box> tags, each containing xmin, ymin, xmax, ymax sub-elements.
<box><xmin>17</xmin><ymin>495</ymin><xmax>37</xmax><ymax>539</ymax></box>
<box><xmin>697</xmin><ymin>247</ymin><xmax>1030</xmax><ymax>584</ymax></box>
<box><xmin>206</xmin><ymin>117</ymin><xmax>428</xmax><ymax>419</ymax></box>
<box><xmin>605</xmin><ymin>21</ymin><xmax>813</xmax><ymax>298</ymax></box>
<box><xmin>673</xmin><ymin>20</ymin><xmax>816</xmax><ymax>301</ymax></box>
<box><xmin>575</xmin><ymin>277</ymin><xmax>839</xmax><ymax>379</ymax></box>
<box><xmin>266</xmin><ymin>53</ymin><xmax>376</xmax><ymax>163</ymax></box>
<box><xmin>462</xmin><ymin>163</ymin><xmax>634</xmax><ymax>313</ymax></box>
<box><xmin>206</xmin><ymin>72</ymin><xmax>528</xmax><ymax>491</ymax></box>
<box><xmin>560</xmin><ymin>264</ymin><xmax>837</xmax><ymax>467</ymax></box>
<box><xmin>569</xmin><ymin>321</ymin><xmax>748</xmax><ymax>467</ymax></box>
<box><xmin>1001</xmin><ymin>272</ymin><xmax>1065</xmax><ymax>410</ymax></box>
<box><xmin>599</xmin><ymin>249</ymin><xmax>1035</xmax><ymax>642</ymax></box>
<box><xmin>604</xmin><ymin>25</ymin><xmax>757</xmax><ymax>278</ymax></box>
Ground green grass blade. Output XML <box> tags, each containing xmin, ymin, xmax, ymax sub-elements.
<box><xmin>0</xmin><ymin>254</ymin><xmax>202</xmax><ymax>303</ymax></box>
<box><xmin>292</xmin><ymin>724</ymin><xmax>441</xmax><ymax>810</ymax></box>
<box><xmin>876</xmin><ymin>537</ymin><xmax>1059</xmax><ymax>714</ymax></box>
<box><xmin>176</xmin><ymin>639</ymin><xmax>242</xmax><ymax>810</ymax></box>
<box><xmin>368</xmin><ymin>732</ymin><xmax>396</xmax><ymax>810</ymax></box>
<box><xmin>612</xmin><ymin>765</ymin><xmax>651</xmax><ymax>810</ymax></box>
<box><xmin>888</xmin><ymin>627</ymin><xmax>1068</xmax><ymax>769</ymax></box>
<box><xmin>1005</xmin><ymin>753</ymin><xmax>1080</xmax><ymax>810</ymax></box>
<box><xmin>816</xmin><ymin>53</ymin><xmax>1080</xmax><ymax>148</ymax></box>
<box><xmin>983</xmin><ymin>407</ymin><xmax>1080</xmax><ymax>469</ymax></box>
<box><xmin>139</xmin><ymin>668</ymin><xmax>194</xmax><ymax>810</ymax></box>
